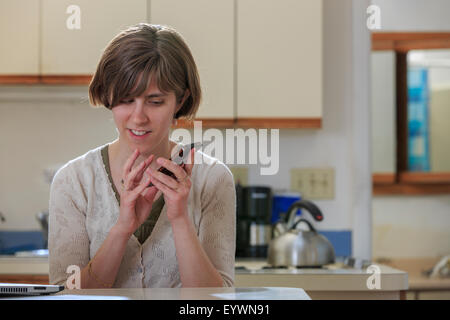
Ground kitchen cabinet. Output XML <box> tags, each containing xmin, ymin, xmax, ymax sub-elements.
<box><xmin>0</xmin><ymin>0</ymin><xmax>40</xmax><ymax>75</ymax></box>
<box><xmin>0</xmin><ymin>0</ymin><xmax>147</xmax><ymax>79</ymax></box>
<box><xmin>149</xmin><ymin>0</ymin><xmax>234</xmax><ymax>120</ymax></box>
<box><xmin>41</xmin><ymin>0</ymin><xmax>147</xmax><ymax>75</ymax></box>
<box><xmin>236</xmin><ymin>0</ymin><xmax>323</xmax><ymax>124</ymax></box>
<box><xmin>0</xmin><ymin>0</ymin><xmax>323</xmax><ymax>128</ymax></box>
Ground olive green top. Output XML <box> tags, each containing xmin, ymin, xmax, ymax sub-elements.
<box><xmin>100</xmin><ymin>145</ymin><xmax>165</xmax><ymax>244</ymax></box>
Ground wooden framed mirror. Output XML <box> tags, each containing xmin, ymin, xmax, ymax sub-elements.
<box><xmin>371</xmin><ymin>32</ymin><xmax>450</xmax><ymax>194</ymax></box>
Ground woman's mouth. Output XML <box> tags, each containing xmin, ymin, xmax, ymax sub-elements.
<box><xmin>128</xmin><ymin>129</ymin><xmax>151</xmax><ymax>138</ymax></box>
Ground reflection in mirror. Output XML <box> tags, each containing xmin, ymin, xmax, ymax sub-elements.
<box><xmin>371</xmin><ymin>51</ymin><xmax>396</xmax><ymax>175</ymax></box>
<box><xmin>407</xmin><ymin>49</ymin><xmax>450</xmax><ymax>172</ymax></box>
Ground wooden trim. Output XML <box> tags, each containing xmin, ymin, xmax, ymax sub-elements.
<box><xmin>0</xmin><ymin>75</ymin><xmax>41</xmax><ymax>84</ymax></box>
<box><xmin>0</xmin><ymin>75</ymin><xmax>92</xmax><ymax>85</ymax></box>
<box><xmin>396</xmin><ymin>52</ymin><xmax>409</xmax><ymax>176</ymax></box>
<box><xmin>174</xmin><ymin>118</ymin><xmax>322</xmax><ymax>129</ymax></box>
<box><xmin>372</xmin><ymin>32</ymin><xmax>450</xmax><ymax>52</ymax></box>
<box><xmin>373</xmin><ymin>183</ymin><xmax>450</xmax><ymax>195</ymax></box>
<box><xmin>40</xmin><ymin>75</ymin><xmax>92</xmax><ymax>85</ymax></box>
<box><xmin>399</xmin><ymin>172</ymin><xmax>450</xmax><ymax>184</ymax></box>
<box><xmin>174</xmin><ymin>118</ymin><xmax>235</xmax><ymax>128</ymax></box>
<box><xmin>372</xmin><ymin>172</ymin><xmax>450</xmax><ymax>194</ymax></box>
<box><xmin>235</xmin><ymin>118</ymin><xmax>321</xmax><ymax>129</ymax></box>
<box><xmin>0</xmin><ymin>274</ymin><xmax>49</xmax><ymax>285</ymax></box>
<box><xmin>372</xmin><ymin>173</ymin><xmax>396</xmax><ymax>185</ymax></box>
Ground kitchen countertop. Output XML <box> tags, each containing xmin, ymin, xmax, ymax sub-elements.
<box><xmin>376</xmin><ymin>257</ymin><xmax>450</xmax><ymax>291</ymax></box>
<box><xmin>235</xmin><ymin>259</ymin><xmax>409</xmax><ymax>292</ymax></box>
<box><xmin>0</xmin><ymin>256</ymin><xmax>48</xmax><ymax>275</ymax></box>
<box><xmin>0</xmin><ymin>256</ymin><xmax>409</xmax><ymax>290</ymax></box>
<box><xmin>0</xmin><ymin>256</ymin><xmax>409</xmax><ymax>291</ymax></box>
<box><xmin>3</xmin><ymin>287</ymin><xmax>311</xmax><ymax>300</ymax></box>
<box><xmin>0</xmin><ymin>256</ymin><xmax>410</xmax><ymax>299</ymax></box>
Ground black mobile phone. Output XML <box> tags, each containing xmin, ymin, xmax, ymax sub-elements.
<box><xmin>147</xmin><ymin>143</ymin><xmax>193</xmax><ymax>187</ymax></box>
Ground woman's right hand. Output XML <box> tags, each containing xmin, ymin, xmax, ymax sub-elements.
<box><xmin>114</xmin><ymin>149</ymin><xmax>159</xmax><ymax>237</ymax></box>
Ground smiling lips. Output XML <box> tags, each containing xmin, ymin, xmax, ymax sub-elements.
<box><xmin>128</xmin><ymin>128</ymin><xmax>151</xmax><ymax>138</ymax></box>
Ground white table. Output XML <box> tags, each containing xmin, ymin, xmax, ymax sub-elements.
<box><xmin>3</xmin><ymin>287</ymin><xmax>311</xmax><ymax>300</ymax></box>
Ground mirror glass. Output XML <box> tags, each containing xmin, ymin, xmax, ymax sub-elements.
<box><xmin>371</xmin><ymin>49</ymin><xmax>450</xmax><ymax>174</ymax></box>
<box><xmin>407</xmin><ymin>49</ymin><xmax>450</xmax><ymax>172</ymax></box>
<box><xmin>371</xmin><ymin>51</ymin><xmax>396</xmax><ymax>174</ymax></box>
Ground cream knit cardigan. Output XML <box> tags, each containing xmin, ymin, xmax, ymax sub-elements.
<box><xmin>48</xmin><ymin>143</ymin><xmax>236</xmax><ymax>288</ymax></box>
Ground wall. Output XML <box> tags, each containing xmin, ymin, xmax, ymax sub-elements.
<box><xmin>0</xmin><ymin>86</ymin><xmax>117</xmax><ymax>230</ymax></box>
<box><xmin>0</xmin><ymin>0</ymin><xmax>372</xmax><ymax>259</ymax></box>
<box><xmin>372</xmin><ymin>0</ymin><xmax>450</xmax><ymax>31</ymax></box>
<box><xmin>371</xmin><ymin>0</ymin><xmax>450</xmax><ymax>260</ymax></box>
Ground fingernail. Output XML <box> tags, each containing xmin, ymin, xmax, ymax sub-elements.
<box><xmin>157</xmin><ymin>158</ymin><xmax>164</xmax><ymax>164</ymax></box>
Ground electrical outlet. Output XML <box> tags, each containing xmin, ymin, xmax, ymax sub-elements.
<box><xmin>229</xmin><ymin>166</ymin><xmax>249</xmax><ymax>186</ymax></box>
<box><xmin>290</xmin><ymin>167</ymin><xmax>335</xmax><ymax>199</ymax></box>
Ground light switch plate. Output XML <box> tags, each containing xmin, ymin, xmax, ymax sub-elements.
<box><xmin>290</xmin><ymin>167</ymin><xmax>335</xmax><ymax>199</ymax></box>
<box><xmin>229</xmin><ymin>166</ymin><xmax>249</xmax><ymax>186</ymax></box>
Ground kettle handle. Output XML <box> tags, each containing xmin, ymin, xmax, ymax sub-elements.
<box><xmin>285</xmin><ymin>200</ymin><xmax>323</xmax><ymax>230</ymax></box>
<box><xmin>292</xmin><ymin>218</ymin><xmax>317</xmax><ymax>233</ymax></box>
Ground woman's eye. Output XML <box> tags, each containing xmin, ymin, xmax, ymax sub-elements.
<box><xmin>120</xmin><ymin>99</ymin><xmax>133</xmax><ymax>104</ymax></box>
<box><xmin>149</xmin><ymin>100</ymin><xmax>164</xmax><ymax>105</ymax></box>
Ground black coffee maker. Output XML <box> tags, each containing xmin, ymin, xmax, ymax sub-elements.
<box><xmin>236</xmin><ymin>184</ymin><xmax>272</xmax><ymax>258</ymax></box>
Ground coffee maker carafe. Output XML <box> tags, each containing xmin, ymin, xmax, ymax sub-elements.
<box><xmin>236</xmin><ymin>185</ymin><xmax>272</xmax><ymax>258</ymax></box>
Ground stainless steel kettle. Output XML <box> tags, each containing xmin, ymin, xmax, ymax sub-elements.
<box><xmin>267</xmin><ymin>200</ymin><xmax>335</xmax><ymax>267</ymax></box>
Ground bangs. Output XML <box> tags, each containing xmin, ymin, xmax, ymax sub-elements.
<box><xmin>108</xmin><ymin>56</ymin><xmax>185</xmax><ymax>107</ymax></box>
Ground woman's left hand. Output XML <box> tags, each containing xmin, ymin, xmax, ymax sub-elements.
<box><xmin>146</xmin><ymin>148</ymin><xmax>195</xmax><ymax>222</ymax></box>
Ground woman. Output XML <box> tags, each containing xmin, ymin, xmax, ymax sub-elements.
<box><xmin>48</xmin><ymin>23</ymin><xmax>236</xmax><ymax>288</ymax></box>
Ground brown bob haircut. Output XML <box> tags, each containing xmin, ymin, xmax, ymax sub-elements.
<box><xmin>89</xmin><ymin>23</ymin><xmax>201</xmax><ymax>120</ymax></box>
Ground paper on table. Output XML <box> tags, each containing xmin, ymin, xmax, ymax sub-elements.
<box><xmin>210</xmin><ymin>287</ymin><xmax>311</xmax><ymax>300</ymax></box>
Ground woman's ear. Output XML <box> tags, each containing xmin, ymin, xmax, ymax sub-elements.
<box><xmin>175</xmin><ymin>89</ymin><xmax>190</xmax><ymax>117</ymax></box>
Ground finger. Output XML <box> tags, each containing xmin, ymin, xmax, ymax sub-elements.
<box><xmin>147</xmin><ymin>166</ymin><xmax>178</xmax><ymax>189</ymax></box>
<box><xmin>129</xmin><ymin>174</ymin><xmax>152</xmax><ymax>199</ymax></box>
<box><xmin>141</xmin><ymin>185</ymin><xmax>158</xmax><ymax>203</ymax></box>
<box><xmin>156</xmin><ymin>157</ymin><xmax>188</xmax><ymax>182</ymax></box>
<box><xmin>123</xmin><ymin>149</ymin><xmax>140</xmax><ymax>177</ymax></box>
<box><xmin>135</xmin><ymin>154</ymin><xmax>154</xmax><ymax>182</ymax></box>
<box><xmin>124</xmin><ymin>160</ymin><xmax>147</xmax><ymax>191</ymax></box>
<box><xmin>149</xmin><ymin>174</ymin><xmax>176</xmax><ymax>196</ymax></box>
<box><xmin>184</xmin><ymin>148</ymin><xmax>195</xmax><ymax>176</ymax></box>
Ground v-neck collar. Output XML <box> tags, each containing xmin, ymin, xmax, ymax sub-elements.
<box><xmin>100</xmin><ymin>144</ymin><xmax>121</xmax><ymax>205</ymax></box>
<box><xmin>100</xmin><ymin>144</ymin><xmax>166</xmax><ymax>245</ymax></box>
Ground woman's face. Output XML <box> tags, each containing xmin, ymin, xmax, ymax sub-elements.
<box><xmin>111</xmin><ymin>78</ymin><xmax>181</xmax><ymax>156</ymax></box>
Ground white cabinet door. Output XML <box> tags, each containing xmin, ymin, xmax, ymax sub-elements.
<box><xmin>0</xmin><ymin>0</ymin><xmax>40</xmax><ymax>75</ymax></box>
<box><xmin>237</xmin><ymin>0</ymin><xmax>322</xmax><ymax>119</ymax></box>
<box><xmin>41</xmin><ymin>0</ymin><xmax>147</xmax><ymax>75</ymax></box>
<box><xmin>149</xmin><ymin>0</ymin><xmax>234</xmax><ymax>119</ymax></box>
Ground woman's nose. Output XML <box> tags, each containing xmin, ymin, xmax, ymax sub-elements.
<box><xmin>131</xmin><ymin>101</ymin><xmax>148</xmax><ymax>124</ymax></box>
